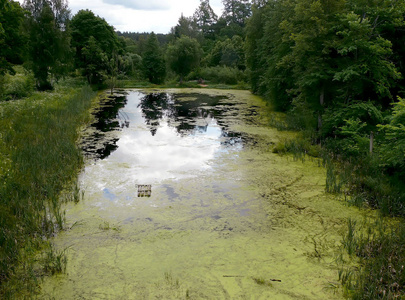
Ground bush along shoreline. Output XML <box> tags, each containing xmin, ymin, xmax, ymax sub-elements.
<box><xmin>0</xmin><ymin>82</ymin><xmax>96</xmax><ymax>298</ymax></box>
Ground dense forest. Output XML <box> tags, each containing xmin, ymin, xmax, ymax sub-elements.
<box><xmin>1</xmin><ymin>0</ymin><xmax>405</xmax><ymax>298</ymax></box>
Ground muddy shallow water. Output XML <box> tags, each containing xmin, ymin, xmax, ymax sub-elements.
<box><xmin>40</xmin><ymin>89</ymin><xmax>364</xmax><ymax>299</ymax></box>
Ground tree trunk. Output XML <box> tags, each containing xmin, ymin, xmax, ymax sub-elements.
<box><xmin>318</xmin><ymin>86</ymin><xmax>325</xmax><ymax>130</ymax></box>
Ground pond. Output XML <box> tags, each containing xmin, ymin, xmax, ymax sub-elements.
<box><xmin>40</xmin><ymin>89</ymin><xmax>361</xmax><ymax>299</ymax></box>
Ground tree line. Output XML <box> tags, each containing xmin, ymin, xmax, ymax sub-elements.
<box><xmin>0</xmin><ymin>0</ymin><xmax>254</xmax><ymax>92</ymax></box>
<box><xmin>245</xmin><ymin>0</ymin><xmax>405</xmax><ymax>205</ymax></box>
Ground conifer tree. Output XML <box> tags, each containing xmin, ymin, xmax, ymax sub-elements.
<box><xmin>142</xmin><ymin>32</ymin><xmax>166</xmax><ymax>84</ymax></box>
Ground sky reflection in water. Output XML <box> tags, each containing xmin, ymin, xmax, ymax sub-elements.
<box><xmin>81</xmin><ymin>91</ymin><xmax>243</xmax><ymax>202</ymax></box>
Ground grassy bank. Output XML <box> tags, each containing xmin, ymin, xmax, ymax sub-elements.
<box><xmin>269</xmin><ymin>110</ymin><xmax>405</xmax><ymax>299</ymax></box>
<box><xmin>0</xmin><ymin>79</ymin><xmax>96</xmax><ymax>297</ymax></box>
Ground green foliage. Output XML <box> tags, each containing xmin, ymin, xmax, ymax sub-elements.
<box><xmin>378</xmin><ymin>97</ymin><xmax>405</xmax><ymax>177</ymax></box>
<box><xmin>0</xmin><ymin>0</ymin><xmax>26</xmax><ymax>75</ymax></box>
<box><xmin>322</xmin><ymin>102</ymin><xmax>384</xmax><ymax>137</ymax></box>
<box><xmin>340</xmin><ymin>218</ymin><xmax>405</xmax><ymax>299</ymax></box>
<box><xmin>167</xmin><ymin>35</ymin><xmax>202</xmax><ymax>82</ymax></box>
<box><xmin>142</xmin><ymin>32</ymin><xmax>166</xmax><ymax>84</ymax></box>
<box><xmin>193</xmin><ymin>0</ymin><xmax>218</xmax><ymax>39</ymax></box>
<box><xmin>170</xmin><ymin>14</ymin><xmax>201</xmax><ymax>41</ymax></box>
<box><xmin>331</xmin><ymin>12</ymin><xmax>401</xmax><ymax>101</ymax></box>
<box><xmin>120</xmin><ymin>53</ymin><xmax>143</xmax><ymax>79</ymax></box>
<box><xmin>70</xmin><ymin>9</ymin><xmax>120</xmax><ymax>85</ymax></box>
<box><xmin>81</xmin><ymin>36</ymin><xmax>107</xmax><ymax>85</ymax></box>
<box><xmin>0</xmin><ymin>83</ymin><xmax>95</xmax><ymax>293</ymax></box>
<box><xmin>191</xmin><ymin>66</ymin><xmax>246</xmax><ymax>85</ymax></box>
<box><xmin>24</xmin><ymin>0</ymin><xmax>72</xmax><ymax>90</ymax></box>
<box><xmin>322</xmin><ymin>101</ymin><xmax>384</xmax><ymax>157</ymax></box>
<box><xmin>246</xmin><ymin>0</ymin><xmax>405</xmax><ymax>111</ymax></box>
<box><xmin>245</xmin><ymin>4</ymin><xmax>266</xmax><ymax>94</ymax></box>
<box><xmin>221</xmin><ymin>0</ymin><xmax>251</xmax><ymax>28</ymax></box>
<box><xmin>2</xmin><ymin>69</ymin><xmax>35</xmax><ymax>100</ymax></box>
<box><xmin>205</xmin><ymin>36</ymin><xmax>245</xmax><ymax>70</ymax></box>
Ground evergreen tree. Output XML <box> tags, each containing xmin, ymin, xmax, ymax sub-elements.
<box><xmin>193</xmin><ymin>0</ymin><xmax>218</xmax><ymax>39</ymax></box>
<box><xmin>221</xmin><ymin>0</ymin><xmax>251</xmax><ymax>27</ymax></box>
<box><xmin>142</xmin><ymin>32</ymin><xmax>166</xmax><ymax>84</ymax></box>
<box><xmin>170</xmin><ymin>14</ymin><xmax>201</xmax><ymax>41</ymax></box>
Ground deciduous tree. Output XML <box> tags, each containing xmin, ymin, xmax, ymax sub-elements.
<box><xmin>70</xmin><ymin>9</ymin><xmax>120</xmax><ymax>84</ymax></box>
<box><xmin>24</xmin><ymin>0</ymin><xmax>71</xmax><ymax>90</ymax></box>
<box><xmin>0</xmin><ymin>0</ymin><xmax>26</xmax><ymax>75</ymax></box>
<box><xmin>167</xmin><ymin>36</ymin><xmax>202</xmax><ymax>83</ymax></box>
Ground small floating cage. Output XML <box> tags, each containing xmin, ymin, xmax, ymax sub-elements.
<box><xmin>137</xmin><ymin>184</ymin><xmax>152</xmax><ymax>197</ymax></box>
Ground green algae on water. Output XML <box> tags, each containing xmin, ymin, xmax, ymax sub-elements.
<box><xmin>39</xmin><ymin>89</ymin><xmax>369</xmax><ymax>299</ymax></box>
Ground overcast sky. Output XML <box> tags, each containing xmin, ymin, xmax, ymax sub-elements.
<box><xmin>18</xmin><ymin>0</ymin><xmax>224</xmax><ymax>34</ymax></box>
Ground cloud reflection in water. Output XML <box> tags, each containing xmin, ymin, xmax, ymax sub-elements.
<box><xmin>80</xmin><ymin>91</ymin><xmax>243</xmax><ymax>204</ymax></box>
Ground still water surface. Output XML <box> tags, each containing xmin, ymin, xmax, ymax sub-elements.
<box><xmin>40</xmin><ymin>89</ymin><xmax>360</xmax><ymax>299</ymax></box>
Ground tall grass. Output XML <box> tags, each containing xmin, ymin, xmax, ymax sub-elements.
<box><xmin>0</xmin><ymin>82</ymin><xmax>95</xmax><ymax>297</ymax></box>
<box><xmin>339</xmin><ymin>218</ymin><xmax>405</xmax><ymax>299</ymax></box>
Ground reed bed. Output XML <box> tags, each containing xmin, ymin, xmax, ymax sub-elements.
<box><xmin>0</xmin><ymin>82</ymin><xmax>95</xmax><ymax>297</ymax></box>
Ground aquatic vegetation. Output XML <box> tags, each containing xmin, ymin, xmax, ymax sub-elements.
<box><xmin>339</xmin><ymin>218</ymin><xmax>405</xmax><ymax>299</ymax></box>
<box><xmin>252</xmin><ymin>277</ymin><xmax>273</xmax><ymax>287</ymax></box>
<box><xmin>0</xmin><ymin>81</ymin><xmax>95</xmax><ymax>297</ymax></box>
<box><xmin>37</xmin><ymin>89</ymin><xmax>366</xmax><ymax>299</ymax></box>
<box><xmin>99</xmin><ymin>221</ymin><xmax>120</xmax><ymax>232</ymax></box>
<box><xmin>42</xmin><ymin>244</ymin><xmax>68</xmax><ymax>276</ymax></box>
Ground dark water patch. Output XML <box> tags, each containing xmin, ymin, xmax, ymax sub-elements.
<box><xmin>138</xmin><ymin>92</ymin><xmax>243</xmax><ymax>139</ymax></box>
<box><xmin>81</xmin><ymin>90</ymin><xmax>261</xmax><ymax>166</ymax></box>
<box><xmin>162</xmin><ymin>184</ymin><xmax>180</xmax><ymax>202</ymax></box>
<box><xmin>123</xmin><ymin>217</ymin><xmax>135</xmax><ymax>224</ymax></box>
<box><xmin>80</xmin><ymin>93</ymin><xmax>129</xmax><ymax>160</ymax></box>
<box><xmin>92</xmin><ymin>95</ymin><xmax>128</xmax><ymax>132</ymax></box>
<box><xmin>220</xmin><ymin>131</ymin><xmax>258</xmax><ymax>148</ymax></box>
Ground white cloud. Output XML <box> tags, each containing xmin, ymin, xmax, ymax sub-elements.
<box><xmin>101</xmin><ymin>0</ymin><xmax>170</xmax><ymax>11</ymax></box>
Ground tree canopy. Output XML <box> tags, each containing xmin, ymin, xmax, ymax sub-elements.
<box><xmin>167</xmin><ymin>36</ymin><xmax>202</xmax><ymax>82</ymax></box>
<box><xmin>23</xmin><ymin>0</ymin><xmax>71</xmax><ymax>90</ymax></box>
<box><xmin>142</xmin><ymin>32</ymin><xmax>166</xmax><ymax>84</ymax></box>
<box><xmin>0</xmin><ymin>0</ymin><xmax>26</xmax><ymax>75</ymax></box>
<box><xmin>70</xmin><ymin>9</ymin><xmax>120</xmax><ymax>84</ymax></box>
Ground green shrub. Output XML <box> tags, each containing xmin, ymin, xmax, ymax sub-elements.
<box><xmin>378</xmin><ymin>97</ymin><xmax>405</xmax><ymax>178</ymax></box>
<box><xmin>190</xmin><ymin>66</ymin><xmax>247</xmax><ymax>85</ymax></box>
<box><xmin>3</xmin><ymin>72</ymin><xmax>35</xmax><ymax>100</ymax></box>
